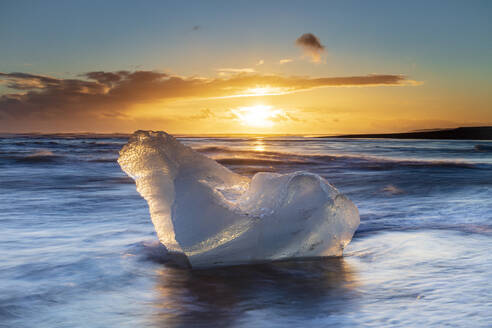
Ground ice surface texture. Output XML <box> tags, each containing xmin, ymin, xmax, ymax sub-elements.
<box><xmin>118</xmin><ymin>131</ymin><xmax>359</xmax><ymax>268</ymax></box>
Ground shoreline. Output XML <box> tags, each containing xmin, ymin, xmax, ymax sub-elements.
<box><xmin>320</xmin><ymin>126</ymin><xmax>492</xmax><ymax>140</ymax></box>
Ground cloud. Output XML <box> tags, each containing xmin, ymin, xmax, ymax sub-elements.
<box><xmin>192</xmin><ymin>25</ymin><xmax>200</xmax><ymax>31</ymax></box>
<box><xmin>217</xmin><ymin>68</ymin><xmax>256</xmax><ymax>73</ymax></box>
<box><xmin>217</xmin><ymin>68</ymin><xmax>256</xmax><ymax>76</ymax></box>
<box><xmin>0</xmin><ymin>72</ymin><xmax>67</xmax><ymax>90</ymax></box>
<box><xmin>296</xmin><ymin>33</ymin><xmax>325</xmax><ymax>62</ymax></box>
<box><xmin>188</xmin><ymin>108</ymin><xmax>215</xmax><ymax>120</ymax></box>
<box><xmin>84</xmin><ymin>71</ymin><xmax>123</xmax><ymax>85</ymax></box>
<box><xmin>279</xmin><ymin>58</ymin><xmax>293</xmax><ymax>64</ymax></box>
<box><xmin>0</xmin><ymin>70</ymin><xmax>418</xmax><ymax>121</ymax></box>
<box><xmin>256</xmin><ymin>59</ymin><xmax>264</xmax><ymax>66</ymax></box>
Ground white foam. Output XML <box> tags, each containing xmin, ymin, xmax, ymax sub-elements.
<box><xmin>118</xmin><ymin>131</ymin><xmax>359</xmax><ymax>268</ymax></box>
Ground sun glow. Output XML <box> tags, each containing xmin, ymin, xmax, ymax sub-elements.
<box><xmin>212</xmin><ymin>86</ymin><xmax>288</xmax><ymax>99</ymax></box>
<box><xmin>244</xmin><ymin>87</ymin><xmax>286</xmax><ymax>96</ymax></box>
<box><xmin>232</xmin><ymin>105</ymin><xmax>284</xmax><ymax>128</ymax></box>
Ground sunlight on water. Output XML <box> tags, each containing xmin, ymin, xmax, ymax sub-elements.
<box><xmin>253</xmin><ymin>138</ymin><xmax>266</xmax><ymax>152</ymax></box>
<box><xmin>0</xmin><ymin>135</ymin><xmax>491</xmax><ymax>327</ymax></box>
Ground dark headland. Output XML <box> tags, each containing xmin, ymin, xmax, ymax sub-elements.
<box><xmin>323</xmin><ymin>126</ymin><xmax>492</xmax><ymax>140</ymax></box>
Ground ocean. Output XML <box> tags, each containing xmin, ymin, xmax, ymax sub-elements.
<box><xmin>0</xmin><ymin>134</ymin><xmax>491</xmax><ymax>327</ymax></box>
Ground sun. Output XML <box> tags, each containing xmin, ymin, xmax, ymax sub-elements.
<box><xmin>232</xmin><ymin>105</ymin><xmax>283</xmax><ymax>128</ymax></box>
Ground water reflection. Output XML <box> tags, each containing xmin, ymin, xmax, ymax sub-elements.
<box><xmin>253</xmin><ymin>138</ymin><xmax>265</xmax><ymax>152</ymax></box>
<box><xmin>151</xmin><ymin>258</ymin><xmax>358</xmax><ymax>327</ymax></box>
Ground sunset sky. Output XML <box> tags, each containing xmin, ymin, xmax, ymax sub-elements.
<box><xmin>1</xmin><ymin>1</ymin><xmax>491</xmax><ymax>134</ymax></box>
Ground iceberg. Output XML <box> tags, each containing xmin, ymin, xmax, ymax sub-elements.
<box><xmin>118</xmin><ymin>131</ymin><xmax>359</xmax><ymax>268</ymax></box>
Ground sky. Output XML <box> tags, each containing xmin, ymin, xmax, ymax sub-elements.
<box><xmin>0</xmin><ymin>0</ymin><xmax>491</xmax><ymax>134</ymax></box>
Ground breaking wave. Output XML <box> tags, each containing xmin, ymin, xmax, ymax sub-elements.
<box><xmin>15</xmin><ymin>150</ymin><xmax>61</xmax><ymax>163</ymax></box>
<box><xmin>195</xmin><ymin>146</ymin><xmax>484</xmax><ymax>169</ymax></box>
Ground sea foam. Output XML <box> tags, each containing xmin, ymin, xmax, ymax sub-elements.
<box><xmin>118</xmin><ymin>131</ymin><xmax>359</xmax><ymax>268</ymax></box>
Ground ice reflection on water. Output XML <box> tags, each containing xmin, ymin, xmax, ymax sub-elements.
<box><xmin>150</xmin><ymin>258</ymin><xmax>358</xmax><ymax>327</ymax></box>
<box><xmin>147</xmin><ymin>230</ymin><xmax>491</xmax><ymax>327</ymax></box>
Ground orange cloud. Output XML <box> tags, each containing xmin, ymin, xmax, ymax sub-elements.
<box><xmin>217</xmin><ymin>68</ymin><xmax>256</xmax><ymax>75</ymax></box>
<box><xmin>279</xmin><ymin>58</ymin><xmax>293</xmax><ymax>64</ymax></box>
<box><xmin>0</xmin><ymin>71</ymin><xmax>418</xmax><ymax>121</ymax></box>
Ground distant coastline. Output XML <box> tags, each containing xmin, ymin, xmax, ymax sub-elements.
<box><xmin>324</xmin><ymin>126</ymin><xmax>492</xmax><ymax>140</ymax></box>
<box><xmin>2</xmin><ymin>126</ymin><xmax>492</xmax><ymax>140</ymax></box>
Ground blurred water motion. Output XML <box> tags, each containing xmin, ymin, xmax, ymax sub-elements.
<box><xmin>0</xmin><ymin>135</ymin><xmax>491</xmax><ymax>327</ymax></box>
<box><xmin>150</xmin><ymin>258</ymin><xmax>357</xmax><ymax>327</ymax></box>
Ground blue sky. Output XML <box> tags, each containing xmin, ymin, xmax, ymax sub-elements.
<box><xmin>0</xmin><ymin>0</ymin><xmax>491</xmax><ymax>133</ymax></box>
<box><xmin>2</xmin><ymin>1</ymin><xmax>490</xmax><ymax>77</ymax></box>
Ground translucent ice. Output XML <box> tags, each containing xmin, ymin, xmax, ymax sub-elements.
<box><xmin>118</xmin><ymin>131</ymin><xmax>359</xmax><ymax>268</ymax></box>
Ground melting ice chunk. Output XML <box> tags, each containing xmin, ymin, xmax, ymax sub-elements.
<box><xmin>118</xmin><ymin>131</ymin><xmax>359</xmax><ymax>268</ymax></box>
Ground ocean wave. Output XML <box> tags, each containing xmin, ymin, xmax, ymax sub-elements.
<box><xmin>382</xmin><ymin>185</ymin><xmax>405</xmax><ymax>195</ymax></box>
<box><xmin>475</xmin><ymin>144</ymin><xmax>492</xmax><ymax>152</ymax></box>
<box><xmin>83</xmin><ymin>141</ymin><xmax>127</xmax><ymax>146</ymax></box>
<box><xmin>196</xmin><ymin>146</ymin><xmax>281</xmax><ymax>156</ymax></box>
<box><xmin>355</xmin><ymin>222</ymin><xmax>492</xmax><ymax>237</ymax></box>
<box><xmin>196</xmin><ymin>142</ymin><xmax>492</xmax><ymax>156</ymax></box>
<box><xmin>216</xmin><ymin>157</ymin><xmax>309</xmax><ymax>166</ymax></box>
<box><xmin>197</xmin><ymin>146</ymin><xmax>485</xmax><ymax>170</ymax></box>
<box><xmin>15</xmin><ymin>150</ymin><xmax>62</xmax><ymax>163</ymax></box>
<box><xmin>87</xmin><ymin>158</ymin><xmax>117</xmax><ymax>163</ymax></box>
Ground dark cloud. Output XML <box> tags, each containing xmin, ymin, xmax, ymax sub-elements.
<box><xmin>0</xmin><ymin>70</ymin><xmax>418</xmax><ymax>121</ymax></box>
<box><xmin>84</xmin><ymin>71</ymin><xmax>122</xmax><ymax>85</ymax></box>
<box><xmin>192</xmin><ymin>25</ymin><xmax>200</xmax><ymax>31</ymax></box>
<box><xmin>296</xmin><ymin>33</ymin><xmax>325</xmax><ymax>62</ymax></box>
<box><xmin>0</xmin><ymin>72</ymin><xmax>60</xmax><ymax>90</ymax></box>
